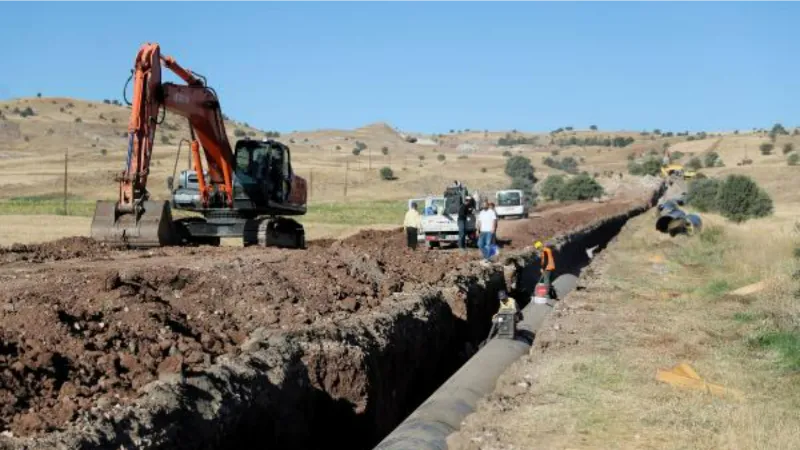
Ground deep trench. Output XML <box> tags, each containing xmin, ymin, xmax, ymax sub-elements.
<box><xmin>211</xmin><ymin>210</ymin><xmax>639</xmax><ymax>450</ymax></box>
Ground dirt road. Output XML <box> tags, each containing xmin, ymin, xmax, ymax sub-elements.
<box><xmin>0</xmin><ymin>194</ymin><xmax>650</xmax><ymax>438</ymax></box>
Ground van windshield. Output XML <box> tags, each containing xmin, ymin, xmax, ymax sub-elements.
<box><xmin>497</xmin><ymin>191</ymin><xmax>521</xmax><ymax>206</ymax></box>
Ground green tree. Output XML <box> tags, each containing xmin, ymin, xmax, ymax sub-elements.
<box><xmin>788</xmin><ymin>153</ymin><xmax>799</xmax><ymax>166</ymax></box>
<box><xmin>540</xmin><ymin>174</ymin><xmax>566</xmax><ymax>201</ymax></box>
<box><xmin>381</xmin><ymin>146</ymin><xmax>389</xmax><ymax>156</ymax></box>
<box><xmin>686</xmin><ymin>157</ymin><xmax>703</xmax><ymax>170</ymax></box>
<box><xmin>379</xmin><ymin>166</ymin><xmax>394</xmax><ymax>180</ymax></box>
<box><xmin>703</xmin><ymin>151</ymin><xmax>720</xmax><ymax>168</ymax></box>
<box><xmin>686</xmin><ymin>178</ymin><xmax>721</xmax><ymax>212</ymax></box>
<box><xmin>556</xmin><ymin>173</ymin><xmax>604</xmax><ymax>201</ymax></box>
<box><xmin>715</xmin><ymin>174</ymin><xmax>774</xmax><ymax>222</ymax></box>
<box><xmin>590</xmin><ymin>125</ymin><xmax>598</xmax><ymax>131</ymax></box>
<box><xmin>437</xmin><ymin>154</ymin><xmax>446</xmax><ymax>162</ymax></box>
<box><xmin>760</xmin><ymin>142</ymin><xmax>774</xmax><ymax>155</ymax></box>
<box><xmin>505</xmin><ymin>155</ymin><xmax>537</xmax><ymax>183</ymax></box>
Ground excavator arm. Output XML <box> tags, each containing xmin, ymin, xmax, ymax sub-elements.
<box><xmin>120</xmin><ymin>42</ymin><xmax>234</xmax><ymax>209</ymax></box>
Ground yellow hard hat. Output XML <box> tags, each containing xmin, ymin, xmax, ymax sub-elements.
<box><xmin>534</xmin><ymin>241</ymin><xmax>543</xmax><ymax>249</ymax></box>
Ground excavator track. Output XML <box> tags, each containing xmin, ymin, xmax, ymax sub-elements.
<box><xmin>90</xmin><ymin>200</ymin><xmax>179</xmax><ymax>248</ymax></box>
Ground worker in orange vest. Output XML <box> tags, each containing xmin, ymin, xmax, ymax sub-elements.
<box><xmin>534</xmin><ymin>240</ymin><xmax>555</xmax><ymax>284</ymax></box>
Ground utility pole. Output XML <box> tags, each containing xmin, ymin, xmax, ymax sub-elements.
<box><xmin>63</xmin><ymin>148</ymin><xmax>68</xmax><ymax>215</ymax></box>
<box><xmin>344</xmin><ymin>159</ymin><xmax>348</xmax><ymax>197</ymax></box>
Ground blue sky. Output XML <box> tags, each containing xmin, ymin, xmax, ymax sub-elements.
<box><xmin>1</xmin><ymin>2</ymin><xmax>797</xmax><ymax>134</ymax></box>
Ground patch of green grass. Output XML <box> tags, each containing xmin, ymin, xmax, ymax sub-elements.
<box><xmin>301</xmin><ymin>200</ymin><xmax>405</xmax><ymax>226</ymax></box>
<box><xmin>733</xmin><ymin>312</ymin><xmax>755</xmax><ymax>323</ymax></box>
<box><xmin>699</xmin><ymin>279</ymin><xmax>731</xmax><ymax>297</ymax></box>
<box><xmin>750</xmin><ymin>331</ymin><xmax>800</xmax><ymax>372</ymax></box>
<box><xmin>0</xmin><ymin>197</ymin><xmax>406</xmax><ymax>226</ymax></box>
<box><xmin>0</xmin><ymin>196</ymin><xmax>96</xmax><ymax>216</ymax></box>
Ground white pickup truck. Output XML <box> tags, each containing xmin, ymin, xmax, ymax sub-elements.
<box><xmin>409</xmin><ymin>187</ymin><xmax>479</xmax><ymax>249</ymax></box>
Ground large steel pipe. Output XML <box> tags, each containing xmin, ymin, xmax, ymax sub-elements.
<box><xmin>373</xmin><ymin>274</ymin><xmax>578</xmax><ymax>450</ymax></box>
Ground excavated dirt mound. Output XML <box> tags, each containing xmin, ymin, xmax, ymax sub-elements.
<box><xmin>0</xmin><ymin>194</ymin><xmax>654</xmax><ymax>438</ymax></box>
<box><xmin>0</xmin><ymin>237</ymin><xmax>115</xmax><ymax>263</ymax></box>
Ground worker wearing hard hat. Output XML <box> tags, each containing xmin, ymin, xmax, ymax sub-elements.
<box><xmin>534</xmin><ymin>240</ymin><xmax>555</xmax><ymax>284</ymax></box>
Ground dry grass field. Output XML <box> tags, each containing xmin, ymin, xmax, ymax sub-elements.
<box><xmin>450</xmin><ymin>138</ymin><xmax>800</xmax><ymax>449</ymax></box>
<box><xmin>0</xmin><ymin>96</ymin><xmax>687</xmax><ymax>245</ymax></box>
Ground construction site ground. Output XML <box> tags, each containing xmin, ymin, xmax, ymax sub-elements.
<box><xmin>448</xmin><ymin>210</ymin><xmax>800</xmax><ymax>450</ymax></box>
<box><xmin>0</xmin><ymin>194</ymin><xmax>652</xmax><ymax>439</ymax></box>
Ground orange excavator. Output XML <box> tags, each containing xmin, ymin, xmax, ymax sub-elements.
<box><xmin>90</xmin><ymin>42</ymin><xmax>308</xmax><ymax>248</ymax></box>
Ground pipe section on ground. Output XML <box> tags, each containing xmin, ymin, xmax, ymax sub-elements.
<box><xmin>373</xmin><ymin>274</ymin><xmax>578</xmax><ymax>450</ymax></box>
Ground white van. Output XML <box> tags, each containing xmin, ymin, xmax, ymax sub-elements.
<box><xmin>495</xmin><ymin>189</ymin><xmax>528</xmax><ymax>219</ymax></box>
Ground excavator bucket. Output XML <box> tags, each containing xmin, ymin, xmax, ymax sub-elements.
<box><xmin>90</xmin><ymin>200</ymin><xmax>178</xmax><ymax>248</ymax></box>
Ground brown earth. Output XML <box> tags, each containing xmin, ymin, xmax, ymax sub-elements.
<box><xmin>0</xmin><ymin>194</ymin><xmax>651</xmax><ymax>438</ymax></box>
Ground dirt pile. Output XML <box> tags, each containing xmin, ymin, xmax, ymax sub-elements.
<box><xmin>0</xmin><ymin>237</ymin><xmax>115</xmax><ymax>263</ymax></box>
<box><xmin>0</xmin><ymin>194</ymin><xmax>654</xmax><ymax>438</ymax></box>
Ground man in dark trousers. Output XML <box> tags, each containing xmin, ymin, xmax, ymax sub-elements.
<box><xmin>403</xmin><ymin>202</ymin><xmax>422</xmax><ymax>250</ymax></box>
<box><xmin>457</xmin><ymin>195</ymin><xmax>474</xmax><ymax>251</ymax></box>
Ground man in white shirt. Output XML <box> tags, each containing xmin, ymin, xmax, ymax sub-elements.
<box><xmin>403</xmin><ymin>202</ymin><xmax>422</xmax><ymax>250</ymax></box>
<box><xmin>475</xmin><ymin>200</ymin><xmax>498</xmax><ymax>262</ymax></box>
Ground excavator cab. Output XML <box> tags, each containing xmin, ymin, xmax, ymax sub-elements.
<box><xmin>234</xmin><ymin>138</ymin><xmax>290</xmax><ymax>207</ymax></box>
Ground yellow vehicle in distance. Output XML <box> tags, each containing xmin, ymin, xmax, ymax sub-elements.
<box><xmin>660</xmin><ymin>163</ymin><xmax>702</xmax><ymax>180</ymax></box>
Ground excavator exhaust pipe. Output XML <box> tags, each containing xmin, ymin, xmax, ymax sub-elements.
<box><xmin>90</xmin><ymin>200</ymin><xmax>178</xmax><ymax>248</ymax></box>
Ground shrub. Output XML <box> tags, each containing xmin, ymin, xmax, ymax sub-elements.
<box><xmin>556</xmin><ymin>173</ymin><xmax>604</xmax><ymax>201</ymax></box>
<box><xmin>418</xmin><ymin>155</ymin><xmax>425</xmax><ymax>161</ymax></box>
<box><xmin>627</xmin><ymin>153</ymin><xmax>636</xmax><ymax>161</ymax></box>
<box><xmin>788</xmin><ymin>153</ymin><xmax>799</xmax><ymax>166</ymax></box>
<box><xmin>100</xmin><ymin>149</ymin><xmax>108</xmax><ymax>156</ymax></box>
<box><xmin>437</xmin><ymin>154</ymin><xmax>446</xmax><ymax>162</ymax></box>
<box><xmin>714</xmin><ymin>174</ymin><xmax>774</xmax><ymax>222</ymax></box>
<box><xmin>355</xmin><ymin>141</ymin><xmax>367</xmax><ymax>151</ymax></box>
<box><xmin>233</xmin><ymin>129</ymin><xmax>246</xmax><ymax>137</ymax></box>
<box><xmin>540</xmin><ymin>174</ymin><xmax>566</xmax><ymax>201</ymax></box>
<box><xmin>783</xmin><ymin>143</ymin><xmax>794</xmax><ymax>155</ymax></box>
<box><xmin>686</xmin><ymin>178</ymin><xmax>721</xmax><ymax>212</ymax></box>
<box><xmin>686</xmin><ymin>157</ymin><xmax>702</xmax><ymax>170</ymax></box>
<box><xmin>502</xmin><ymin>150</ymin><xmax>512</xmax><ymax>157</ymax></box>
<box><xmin>103</xmin><ymin>99</ymin><xmax>111</xmax><ymax>104</ymax></box>
<box><xmin>161</xmin><ymin>135</ymin><xmax>171</xmax><ymax>145</ymax></box>
<box><xmin>497</xmin><ymin>134</ymin><xmax>537</xmax><ymax>146</ymax></box>
<box><xmin>379</xmin><ymin>166</ymin><xmax>394</xmax><ymax>180</ymax></box>
<box><xmin>74</xmin><ymin>117</ymin><xmax>82</xmax><ymax>123</ymax></box>
<box><xmin>760</xmin><ymin>142</ymin><xmax>774</xmax><ymax>155</ymax></box>
<box><xmin>703</xmin><ymin>151</ymin><xmax>720</xmax><ymax>168</ymax></box>
<box><xmin>481</xmin><ymin>167</ymin><xmax>487</xmax><ymax>173</ymax></box>
<box><xmin>551</xmin><ymin>149</ymin><xmax>560</xmax><ymax>156</ymax></box>
<box><xmin>628</xmin><ymin>157</ymin><xmax>662</xmax><ymax>176</ymax></box>
<box><xmin>505</xmin><ymin>155</ymin><xmax>536</xmax><ymax>182</ymax></box>
<box><xmin>18</xmin><ymin>107</ymin><xmax>35</xmax><ymax>118</ymax></box>
<box><xmin>381</xmin><ymin>146</ymin><xmax>389</xmax><ymax>156</ymax></box>
<box><xmin>670</xmin><ymin>151</ymin><xmax>684</xmax><ymax>162</ymax></box>
<box><xmin>352</xmin><ymin>148</ymin><xmax>361</xmax><ymax>156</ymax></box>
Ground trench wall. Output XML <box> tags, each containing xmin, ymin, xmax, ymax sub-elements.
<box><xmin>0</xmin><ymin>191</ymin><xmax>660</xmax><ymax>450</ymax></box>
